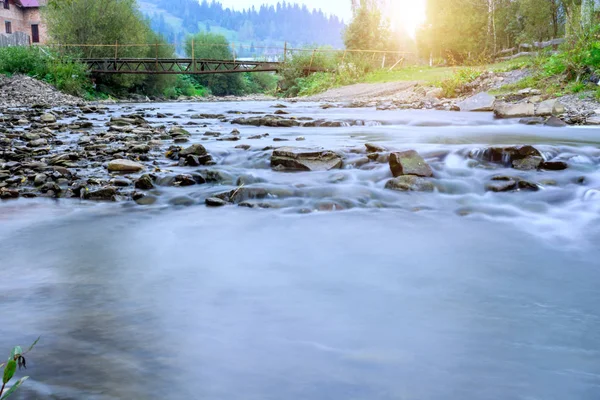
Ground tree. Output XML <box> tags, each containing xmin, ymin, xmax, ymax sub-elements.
<box><xmin>344</xmin><ymin>0</ymin><xmax>392</xmax><ymax>51</ymax></box>
<box><xmin>185</xmin><ymin>33</ymin><xmax>245</xmax><ymax>95</ymax></box>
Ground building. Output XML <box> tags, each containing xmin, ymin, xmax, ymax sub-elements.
<box><xmin>1</xmin><ymin>0</ymin><xmax>47</xmax><ymax>44</ymax></box>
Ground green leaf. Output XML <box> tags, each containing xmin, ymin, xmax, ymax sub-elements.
<box><xmin>0</xmin><ymin>376</ymin><xmax>29</xmax><ymax>399</ymax></box>
<box><xmin>2</xmin><ymin>360</ymin><xmax>16</xmax><ymax>384</ymax></box>
<box><xmin>25</xmin><ymin>337</ymin><xmax>40</xmax><ymax>354</ymax></box>
<box><xmin>8</xmin><ymin>347</ymin><xmax>21</xmax><ymax>361</ymax></box>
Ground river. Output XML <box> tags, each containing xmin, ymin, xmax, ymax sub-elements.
<box><xmin>1</xmin><ymin>101</ymin><xmax>600</xmax><ymax>399</ymax></box>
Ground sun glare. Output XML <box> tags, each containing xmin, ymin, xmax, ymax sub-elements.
<box><xmin>386</xmin><ymin>0</ymin><xmax>426</xmax><ymax>38</ymax></box>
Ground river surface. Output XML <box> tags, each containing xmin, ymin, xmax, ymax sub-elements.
<box><xmin>1</xmin><ymin>101</ymin><xmax>600</xmax><ymax>399</ymax></box>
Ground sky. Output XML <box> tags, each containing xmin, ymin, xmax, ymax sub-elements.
<box><xmin>218</xmin><ymin>0</ymin><xmax>427</xmax><ymax>37</ymax></box>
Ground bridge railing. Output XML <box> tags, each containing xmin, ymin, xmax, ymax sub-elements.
<box><xmin>48</xmin><ymin>41</ymin><xmax>416</xmax><ymax>71</ymax></box>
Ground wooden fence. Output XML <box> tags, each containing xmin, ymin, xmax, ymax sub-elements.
<box><xmin>495</xmin><ymin>38</ymin><xmax>565</xmax><ymax>61</ymax></box>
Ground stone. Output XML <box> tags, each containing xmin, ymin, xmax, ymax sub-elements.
<box><xmin>130</xmin><ymin>144</ymin><xmax>150</xmax><ymax>153</ymax></box>
<box><xmin>0</xmin><ymin>188</ymin><xmax>19</xmax><ymax>199</ymax></box>
<box><xmin>389</xmin><ymin>150</ymin><xmax>433</xmax><ymax>177</ymax></box>
<box><xmin>425</xmin><ymin>88</ymin><xmax>444</xmax><ymax>99</ymax></box>
<box><xmin>169</xmin><ymin>196</ymin><xmax>195</xmax><ymax>206</ymax></box>
<box><xmin>110</xmin><ymin>178</ymin><xmax>131</xmax><ymax>187</ymax></box>
<box><xmin>457</xmin><ymin>92</ymin><xmax>496</xmax><ymax>112</ymax></box>
<box><xmin>493</xmin><ymin>102</ymin><xmax>535</xmax><ymax>118</ymax></box>
<box><xmin>235</xmin><ymin>144</ymin><xmax>251</xmax><ymax>150</ymax></box>
<box><xmin>296</xmin><ymin>136</ymin><xmax>305</xmax><ymax>141</ymax></box>
<box><xmin>586</xmin><ymin>116</ymin><xmax>600</xmax><ymax>125</ymax></box>
<box><xmin>486</xmin><ymin>179</ymin><xmax>517</xmax><ymax>192</ymax></box>
<box><xmin>134</xmin><ymin>174</ymin><xmax>154</xmax><ymax>190</ymax></box>
<box><xmin>173</xmin><ymin>174</ymin><xmax>196</xmax><ymax>186</ymax></box>
<box><xmin>365</xmin><ymin>143</ymin><xmax>386</xmax><ymax>153</ymax></box>
<box><xmin>40</xmin><ymin>113</ymin><xmax>57</xmax><ymax>123</ymax></box>
<box><xmin>540</xmin><ymin>161</ymin><xmax>568</xmax><ymax>170</ymax></box>
<box><xmin>385</xmin><ymin>176</ymin><xmax>435</xmax><ymax>192</ymax></box>
<box><xmin>107</xmin><ymin>159</ymin><xmax>144</xmax><ymax>172</ymax></box>
<box><xmin>476</xmin><ymin>145</ymin><xmax>542</xmax><ymax>165</ymax></box>
<box><xmin>28</xmin><ymin>138</ymin><xmax>48</xmax><ymax>147</ymax></box>
<box><xmin>33</xmin><ymin>173</ymin><xmax>47</xmax><ymax>187</ymax></box>
<box><xmin>536</xmin><ymin>99</ymin><xmax>566</xmax><ymax>116</ymax></box>
<box><xmin>204</xmin><ymin>131</ymin><xmax>221</xmax><ymax>137</ymax></box>
<box><xmin>205</xmin><ymin>197</ymin><xmax>228</xmax><ymax>207</ymax></box>
<box><xmin>84</xmin><ymin>186</ymin><xmax>117</xmax><ymax>201</ymax></box>
<box><xmin>512</xmin><ymin>156</ymin><xmax>543</xmax><ymax>170</ymax></box>
<box><xmin>271</xmin><ymin>147</ymin><xmax>343</xmax><ymax>171</ymax></box>
<box><xmin>135</xmin><ymin>195</ymin><xmax>157</xmax><ymax>205</ymax></box>
<box><xmin>179</xmin><ymin>144</ymin><xmax>208</xmax><ymax>157</ymax></box>
<box><xmin>544</xmin><ymin>116</ymin><xmax>567</xmax><ymax>127</ymax></box>
<box><xmin>183</xmin><ymin>154</ymin><xmax>213</xmax><ymax>166</ymax></box>
<box><xmin>519</xmin><ymin>117</ymin><xmax>545</xmax><ymax>125</ymax></box>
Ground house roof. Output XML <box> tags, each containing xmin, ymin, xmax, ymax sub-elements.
<box><xmin>15</xmin><ymin>0</ymin><xmax>41</xmax><ymax>7</ymax></box>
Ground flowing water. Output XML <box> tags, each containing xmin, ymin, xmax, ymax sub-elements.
<box><xmin>1</xmin><ymin>102</ymin><xmax>600</xmax><ymax>399</ymax></box>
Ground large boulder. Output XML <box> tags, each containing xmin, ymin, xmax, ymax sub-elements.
<box><xmin>385</xmin><ymin>176</ymin><xmax>435</xmax><ymax>192</ymax></box>
<box><xmin>493</xmin><ymin>102</ymin><xmax>535</xmax><ymax>118</ymax></box>
<box><xmin>389</xmin><ymin>150</ymin><xmax>433</xmax><ymax>177</ymax></box>
<box><xmin>40</xmin><ymin>113</ymin><xmax>57</xmax><ymax>123</ymax></box>
<box><xmin>179</xmin><ymin>143</ymin><xmax>207</xmax><ymax>157</ymax></box>
<box><xmin>107</xmin><ymin>159</ymin><xmax>144</xmax><ymax>172</ymax></box>
<box><xmin>535</xmin><ymin>99</ymin><xmax>566</xmax><ymax>116</ymax></box>
<box><xmin>457</xmin><ymin>92</ymin><xmax>496</xmax><ymax>112</ymax></box>
<box><xmin>475</xmin><ymin>145</ymin><xmax>542</xmax><ymax>166</ymax></box>
<box><xmin>271</xmin><ymin>147</ymin><xmax>343</xmax><ymax>171</ymax></box>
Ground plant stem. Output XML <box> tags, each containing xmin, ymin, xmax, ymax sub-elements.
<box><xmin>0</xmin><ymin>381</ymin><xmax>6</xmax><ymax>397</ymax></box>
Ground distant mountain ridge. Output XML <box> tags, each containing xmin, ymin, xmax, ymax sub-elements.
<box><xmin>138</xmin><ymin>0</ymin><xmax>346</xmax><ymax>55</ymax></box>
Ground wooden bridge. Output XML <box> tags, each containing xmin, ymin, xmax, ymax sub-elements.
<box><xmin>80</xmin><ymin>58</ymin><xmax>282</xmax><ymax>74</ymax></box>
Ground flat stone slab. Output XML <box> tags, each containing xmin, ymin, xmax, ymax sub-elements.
<box><xmin>271</xmin><ymin>147</ymin><xmax>343</xmax><ymax>171</ymax></box>
<box><xmin>457</xmin><ymin>92</ymin><xmax>496</xmax><ymax>112</ymax></box>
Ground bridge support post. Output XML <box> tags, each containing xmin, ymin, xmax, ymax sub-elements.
<box><xmin>191</xmin><ymin>38</ymin><xmax>195</xmax><ymax>72</ymax></box>
<box><xmin>284</xmin><ymin>42</ymin><xmax>287</xmax><ymax>63</ymax></box>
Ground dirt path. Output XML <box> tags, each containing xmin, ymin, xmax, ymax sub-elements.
<box><xmin>302</xmin><ymin>81</ymin><xmax>420</xmax><ymax>102</ymax></box>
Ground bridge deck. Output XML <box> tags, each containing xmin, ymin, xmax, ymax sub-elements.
<box><xmin>80</xmin><ymin>58</ymin><xmax>282</xmax><ymax>74</ymax></box>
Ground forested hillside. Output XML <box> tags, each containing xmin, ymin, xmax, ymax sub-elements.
<box><xmin>139</xmin><ymin>0</ymin><xmax>346</xmax><ymax>55</ymax></box>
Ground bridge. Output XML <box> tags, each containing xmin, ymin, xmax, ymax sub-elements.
<box><xmin>52</xmin><ymin>42</ymin><xmax>412</xmax><ymax>75</ymax></box>
<box><xmin>80</xmin><ymin>58</ymin><xmax>283</xmax><ymax>74</ymax></box>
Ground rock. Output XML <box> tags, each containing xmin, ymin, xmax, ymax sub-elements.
<box><xmin>540</xmin><ymin>161</ymin><xmax>568</xmax><ymax>170</ymax></box>
<box><xmin>248</xmin><ymin>133</ymin><xmax>269</xmax><ymax>140</ymax></box>
<box><xmin>110</xmin><ymin>178</ymin><xmax>131</xmax><ymax>187</ymax></box>
<box><xmin>296</xmin><ymin>136</ymin><xmax>305</xmax><ymax>141</ymax></box>
<box><xmin>40</xmin><ymin>113</ymin><xmax>57</xmax><ymax>123</ymax></box>
<box><xmin>274</xmin><ymin>110</ymin><xmax>289</xmax><ymax>115</ymax></box>
<box><xmin>135</xmin><ymin>195</ymin><xmax>157</xmax><ymax>205</ymax></box>
<box><xmin>271</xmin><ymin>147</ymin><xmax>343</xmax><ymax>171</ymax></box>
<box><xmin>519</xmin><ymin>117</ymin><xmax>545</xmax><ymax>125</ymax></box>
<box><xmin>544</xmin><ymin>116</ymin><xmax>567</xmax><ymax>127</ymax></box>
<box><xmin>0</xmin><ymin>188</ymin><xmax>19</xmax><ymax>199</ymax></box>
<box><xmin>385</xmin><ymin>176</ymin><xmax>435</xmax><ymax>192</ymax></box>
<box><xmin>184</xmin><ymin>154</ymin><xmax>213</xmax><ymax>166</ymax></box>
<box><xmin>494</xmin><ymin>102</ymin><xmax>535</xmax><ymax>118</ymax></box>
<box><xmin>389</xmin><ymin>150</ymin><xmax>433</xmax><ymax>177</ymax></box>
<box><xmin>586</xmin><ymin>115</ymin><xmax>600</xmax><ymax>125</ymax></box>
<box><xmin>204</xmin><ymin>170</ymin><xmax>233</xmax><ymax>183</ymax></box>
<box><xmin>173</xmin><ymin>174</ymin><xmax>196</xmax><ymax>186</ymax></box>
<box><xmin>107</xmin><ymin>159</ymin><xmax>144</xmax><ymax>172</ymax></box>
<box><xmin>33</xmin><ymin>173</ymin><xmax>47</xmax><ymax>186</ymax></box>
<box><xmin>486</xmin><ymin>179</ymin><xmax>517</xmax><ymax>192</ymax></box>
<box><xmin>130</xmin><ymin>144</ymin><xmax>150</xmax><ymax>153</ymax></box>
<box><xmin>365</xmin><ymin>143</ymin><xmax>386</xmax><ymax>153</ymax></box>
<box><xmin>425</xmin><ymin>88</ymin><xmax>444</xmax><ymax>99</ymax></box>
<box><xmin>236</xmin><ymin>174</ymin><xmax>266</xmax><ymax>186</ymax></box>
<box><xmin>235</xmin><ymin>144</ymin><xmax>251</xmax><ymax>150</ymax></box>
<box><xmin>457</xmin><ymin>92</ymin><xmax>496</xmax><ymax>112</ymax></box>
<box><xmin>179</xmin><ymin>144</ymin><xmax>208</xmax><ymax>157</ymax></box>
<box><xmin>169</xmin><ymin>196</ymin><xmax>195</xmax><ymax>206</ymax></box>
<box><xmin>28</xmin><ymin>138</ymin><xmax>48</xmax><ymax>147</ymax></box>
<box><xmin>134</xmin><ymin>174</ymin><xmax>154</xmax><ymax>190</ymax></box>
<box><xmin>83</xmin><ymin>186</ymin><xmax>117</xmax><ymax>201</ymax></box>
<box><xmin>204</xmin><ymin>131</ymin><xmax>221</xmax><ymax>137</ymax></box>
<box><xmin>536</xmin><ymin>99</ymin><xmax>566</xmax><ymax>116</ymax></box>
<box><xmin>512</xmin><ymin>156</ymin><xmax>543</xmax><ymax>170</ymax></box>
<box><xmin>205</xmin><ymin>197</ymin><xmax>228</xmax><ymax>207</ymax></box>
<box><xmin>476</xmin><ymin>145</ymin><xmax>542</xmax><ymax>165</ymax></box>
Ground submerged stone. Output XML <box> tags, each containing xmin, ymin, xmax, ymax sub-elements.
<box><xmin>271</xmin><ymin>147</ymin><xmax>343</xmax><ymax>171</ymax></box>
<box><xmin>385</xmin><ymin>176</ymin><xmax>435</xmax><ymax>192</ymax></box>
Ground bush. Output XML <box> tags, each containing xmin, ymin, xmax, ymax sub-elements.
<box><xmin>0</xmin><ymin>47</ymin><xmax>91</xmax><ymax>96</ymax></box>
<box><xmin>438</xmin><ymin>67</ymin><xmax>483</xmax><ymax>98</ymax></box>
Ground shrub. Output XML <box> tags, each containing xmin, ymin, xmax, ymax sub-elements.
<box><xmin>438</xmin><ymin>67</ymin><xmax>483</xmax><ymax>97</ymax></box>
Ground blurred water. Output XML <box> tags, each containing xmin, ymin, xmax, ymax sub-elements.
<box><xmin>1</xmin><ymin>102</ymin><xmax>600</xmax><ymax>399</ymax></box>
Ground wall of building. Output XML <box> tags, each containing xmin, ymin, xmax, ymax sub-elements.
<box><xmin>0</xmin><ymin>0</ymin><xmax>47</xmax><ymax>44</ymax></box>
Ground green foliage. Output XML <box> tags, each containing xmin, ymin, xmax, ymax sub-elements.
<box><xmin>438</xmin><ymin>68</ymin><xmax>483</xmax><ymax>98</ymax></box>
<box><xmin>0</xmin><ymin>47</ymin><xmax>91</xmax><ymax>96</ymax></box>
<box><xmin>184</xmin><ymin>32</ymin><xmax>245</xmax><ymax>96</ymax></box>
<box><xmin>344</xmin><ymin>0</ymin><xmax>394</xmax><ymax>51</ymax></box>
<box><xmin>0</xmin><ymin>338</ymin><xmax>39</xmax><ymax>399</ymax></box>
<box><xmin>243</xmin><ymin>72</ymin><xmax>278</xmax><ymax>95</ymax></box>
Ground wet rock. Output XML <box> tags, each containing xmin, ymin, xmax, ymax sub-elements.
<box><xmin>296</xmin><ymin>136</ymin><xmax>305</xmax><ymax>141</ymax></box>
<box><xmin>365</xmin><ymin>143</ymin><xmax>386</xmax><ymax>153</ymax></box>
<box><xmin>0</xmin><ymin>188</ymin><xmax>19</xmax><ymax>199</ymax></box>
<box><xmin>83</xmin><ymin>186</ymin><xmax>117</xmax><ymax>201</ymax></box>
<box><xmin>107</xmin><ymin>159</ymin><xmax>144</xmax><ymax>172</ymax></box>
<box><xmin>517</xmin><ymin>180</ymin><xmax>539</xmax><ymax>191</ymax></box>
<box><xmin>33</xmin><ymin>173</ymin><xmax>47</xmax><ymax>186</ymax></box>
<box><xmin>585</xmin><ymin>115</ymin><xmax>600</xmax><ymax>125</ymax></box>
<box><xmin>173</xmin><ymin>174</ymin><xmax>197</xmax><ymax>186</ymax></box>
<box><xmin>519</xmin><ymin>117</ymin><xmax>545</xmax><ymax>125</ymax></box>
<box><xmin>40</xmin><ymin>113</ymin><xmax>57</xmax><ymax>123</ymax></box>
<box><xmin>130</xmin><ymin>144</ymin><xmax>150</xmax><ymax>153</ymax></box>
<box><xmin>110</xmin><ymin>178</ymin><xmax>131</xmax><ymax>187</ymax></box>
<box><xmin>204</xmin><ymin>170</ymin><xmax>233</xmax><ymax>183</ymax></box>
<box><xmin>135</xmin><ymin>195</ymin><xmax>157</xmax><ymax>205</ymax></box>
<box><xmin>235</xmin><ymin>144</ymin><xmax>251</xmax><ymax>150</ymax></box>
<box><xmin>271</xmin><ymin>147</ymin><xmax>343</xmax><ymax>171</ymax></box>
<box><xmin>512</xmin><ymin>156</ymin><xmax>543</xmax><ymax>170</ymax></box>
<box><xmin>39</xmin><ymin>182</ymin><xmax>62</xmax><ymax>196</ymax></box>
<box><xmin>217</xmin><ymin>136</ymin><xmax>241</xmax><ymax>141</ymax></box>
<box><xmin>28</xmin><ymin>138</ymin><xmax>48</xmax><ymax>147</ymax></box>
<box><xmin>494</xmin><ymin>102</ymin><xmax>535</xmax><ymax>118</ymax></box>
<box><xmin>486</xmin><ymin>179</ymin><xmax>517</xmax><ymax>192</ymax></box>
<box><xmin>389</xmin><ymin>150</ymin><xmax>433</xmax><ymax>177</ymax></box>
<box><xmin>536</xmin><ymin>99</ymin><xmax>566</xmax><ymax>116</ymax></box>
<box><xmin>205</xmin><ymin>197</ymin><xmax>228</xmax><ymax>207</ymax></box>
<box><xmin>540</xmin><ymin>160</ymin><xmax>568</xmax><ymax>170</ymax></box>
<box><xmin>236</xmin><ymin>174</ymin><xmax>266</xmax><ymax>186</ymax></box>
<box><xmin>204</xmin><ymin>131</ymin><xmax>221</xmax><ymax>137</ymax></box>
<box><xmin>179</xmin><ymin>144</ymin><xmax>208</xmax><ymax>157</ymax></box>
<box><xmin>274</xmin><ymin>110</ymin><xmax>289</xmax><ymax>115</ymax></box>
<box><xmin>385</xmin><ymin>176</ymin><xmax>435</xmax><ymax>192</ymax></box>
<box><xmin>169</xmin><ymin>196</ymin><xmax>195</xmax><ymax>206</ymax></box>
<box><xmin>184</xmin><ymin>154</ymin><xmax>213</xmax><ymax>166</ymax></box>
<box><xmin>544</xmin><ymin>116</ymin><xmax>567</xmax><ymax>127</ymax></box>
<box><xmin>457</xmin><ymin>92</ymin><xmax>495</xmax><ymax>112</ymax></box>
<box><xmin>248</xmin><ymin>133</ymin><xmax>269</xmax><ymax>140</ymax></box>
<box><xmin>134</xmin><ymin>174</ymin><xmax>154</xmax><ymax>190</ymax></box>
<box><xmin>476</xmin><ymin>145</ymin><xmax>542</xmax><ymax>165</ymax></box>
